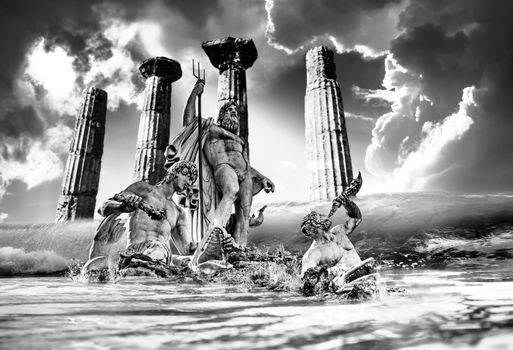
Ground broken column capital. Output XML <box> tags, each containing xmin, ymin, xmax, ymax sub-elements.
<box><xmin>83</xmin><ymin>87</ymin><xmax>107</xmax><ymax>101</ymax></box>
<box><xmin>139</xmin><ymin>56</ymin><xmax>182</xmax><ymax>82</ymax></box>
<box><xmin>134</xmin><ymin>57</ymin><xmax>181</xmax><ymax>184</ymax></box>
<box><xmin>306</xmin><ymin>46</ymin><xmax>337</xmax><ymax>89</ymax></box>
<box><xmin>79</xmin><ymin>87</ymin><xmax>107</xmax><ymax>125</ymax></box>
<box><xmin>202</xmin><ymin>37</ymin><xmax>257</xmax><ymax>72</ymax></box>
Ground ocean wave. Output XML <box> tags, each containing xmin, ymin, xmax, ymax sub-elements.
<box><xmin>0</xmin><ymin>246</ymin><xmax>72</xmax><ymax>275</ymax></box>
<box><xmin>1</xmin><ymin>192</ymin><xmax>513</xmax><ymax>273</ymax></box>
<box><xmin>372</xmin><ymin>226</ymin><xmax>513</xmax><ymax>268</ymax></box>
<box><xmin>414</xmin><ymin>228</ymin><xmax>513</xmax><ymax>255</ymax></box>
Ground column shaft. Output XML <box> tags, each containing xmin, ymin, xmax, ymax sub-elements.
<box><xmin>56</xmin><ymin>87</ymin><xmax>107</xmax><ymax>221</ymax></box>
<box><xmin>202</xmin><ymin>37</ymin><xmax>257</xmax><ymax>154</ymax></box>
<box><xmin>133</xmin><ymin>57</ymin><xmax>182</xmax><ymax>184</ymax></box>
<box><xmin>305</xmin><ymin>46</ymin><xmax>353</xmax><ymax>201</ymax></box>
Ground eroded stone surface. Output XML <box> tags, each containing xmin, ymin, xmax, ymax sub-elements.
<box><xmin>56</xmin><ymin>87</ymin><xmax>107</xmax><ymax>221</ymax></box>
<box><xmin>305</xmin><ymin>46</ymin><xmax>353</xmax><ymax>201</ymax></box>
<box><xmin>134</xmin><ymin>57</ymin><xmax>181</xmax><ymax>184</ymax></box>
<box><xmin>202</xmin><ymin>37</ymin><xmax>256</xmax><ymax>153</ymax></box>
<box><xmin>202</xmin><ymin>37</ymin><xmax>257</xmax><ymax>71</ymax></box>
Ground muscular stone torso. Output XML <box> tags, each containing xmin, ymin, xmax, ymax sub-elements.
<box><xmin>302</xmin><ymin>224</ymin><xmax>362</xmax><ymax>275</ymax></box>
<box><xmin>204</xmin><ymin>125</ymin><xmax>248</xmax><ymax>178</ymax></box>
<box><xmin>126</xmin><ymin>186</ymin><xmax>180</xmax><ymax>247</ymax></box>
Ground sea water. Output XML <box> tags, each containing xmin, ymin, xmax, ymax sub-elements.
<box><xmin>1</xmin><ymin>260</ymin><xmax>513</xmax><ymax>349</ymax></box>
<box><xmin>2</xmin><ymin>193</ymin><xmax>513</xmax><ymax>349</ymax></box>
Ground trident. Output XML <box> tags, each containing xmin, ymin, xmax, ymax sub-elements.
<box><xmin>192</xmin><ymin>59</ymin><xmax>206</xmax><ymax>236</ymax></box>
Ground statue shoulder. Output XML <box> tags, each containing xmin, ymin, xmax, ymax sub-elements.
<box><xmin>208</xmin><ymin>123</ymin><xmax>223</xmax><ymax>134</ymax></box>
<box><xmin>330</xmin><ymin>224</ymin><xmax>348</xmax><ymax>236</ymax></box>
<box><xmin>164</xmin><ymin>199</ymin><xmax>186</xmax><ymax>224</ymax></box>
<box><xmin>175</xmin><ymin>203</ymin><xmax>188</xmax><ymax>220</ymax></box>
<box><xmin>123</xmin><ymin>181</ymin><xmax>156</xmax><ymax>197</ymax></box>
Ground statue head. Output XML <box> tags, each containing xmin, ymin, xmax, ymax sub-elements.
<box><xmin>300</xmin><ymin>211</ymin><xmax>332</xmax><ymax>239</ymax></box>
<box><xmin>217</xmin><ymin>101</ymin><xmax>240</xmax><ymax>135</ymax></box>
<box><xmin>161</xmin><ymin>160</ymin><xmax>198</xmax><ymax>193</ymax></box>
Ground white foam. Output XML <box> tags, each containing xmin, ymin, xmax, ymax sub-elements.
<box><xmin>0</xmin><ymin>246</ymin><xmax>71</xmax><ymax>274</ymax></box>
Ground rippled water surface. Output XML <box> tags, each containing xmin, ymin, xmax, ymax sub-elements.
<box><xmin>2</xmin><ymin>193</ymin><xmax>513</xmax><ymax>349</ymax></box>
<box><xmin>2</xmin><ymin>261</ymin><xmax>513</xmax><ymax>350</ymax></box>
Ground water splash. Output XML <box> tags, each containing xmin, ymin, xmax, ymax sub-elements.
<box><xmin>2</xmin><ymin>192</ymin><xmax>513</xmax><ymax>274</ymax></box>
<box><xmin>0</xmin><ymin>246</ymin><xmax>71</xmax><ymax>274</ymax></box>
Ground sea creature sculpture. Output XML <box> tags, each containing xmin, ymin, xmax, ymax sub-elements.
<box><xmin>300</xmin><ymin>173</ymin><xmax>378</xmax><ymax>299</ymax></box>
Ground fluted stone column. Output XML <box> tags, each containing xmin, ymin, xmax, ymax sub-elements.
<box><xmin>202</xmin><ymin>37</ymin><xmax>257</xmax><ymax>153</ymax></box>
<box><xmin>134</xmin><ymin>57</ymin><xmax>182</xmax><ymax>184</ymax></box>
<box><xmin>305</xmin><ymin>46</ymin><xmax>353</xmax><ymax>201</ymax></box>
<box><xmin>56</xmin><ymin>87</ymin><xmax>107</xmax><ymax>221</ymax></box>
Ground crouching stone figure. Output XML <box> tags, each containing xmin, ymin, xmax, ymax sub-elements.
<box><xmin>82</xmin><ymin>160</ymin><xmax>235</xmax><ymax>278</ymax></box>
<box><xmin>300</xmin><ymin>181</ymin><xmax>378</xmax><ymax>299</ymax></box>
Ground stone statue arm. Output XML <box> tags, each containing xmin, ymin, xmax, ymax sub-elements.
<box><xmin>249</xmin><ymin>166</ymin><xmax>275</xmax><ymax>195</ymax></box>
<box><xmin>98</xmin><ymin>182</ymin><xmax>153</xmax><ymax>217</ymax></box>
<box><xmin>170</xmin><ymin>206</ymin><xmax>196</xmax><ymax>255</ymax></box>
<box><xmin>183</xmin><ymin>80</ymin><xmax>204</xmax><ymax>126</ymax></box>
<box><xmin>211</xmin><ymin>124</ymin><xmax>245</xmax><ymax>144</ymax></box>
<box><xmin>300</xmin><ymin>244</ymin><xmax>321</xmax><ymax>277</ymax></box>
<box><xmin>332</xmin><ymin>194</ymin><xmax>362</xmax><ymax>237</ymax></box>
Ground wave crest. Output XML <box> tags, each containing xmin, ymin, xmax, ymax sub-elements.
<box><xmin>0</xmin><ymin>246</ymin><xmax>71</xmax><ymax>275</ymax></box>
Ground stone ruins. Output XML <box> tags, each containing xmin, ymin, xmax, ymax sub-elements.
<box><xmin>133</xmin><ymin>56</ymin><xmax>182</xmax><ymax>184</ymax></box>
<box><xmin>305</xmin><ymin>46</ymin><xmax>353</xmax><ymax>201</ymax></box>
<box><xmin>55</xmin><ymin>87</ymin><xmax>107</xmax><ymax>221</ymax></box>
<box><xmin>202</xmin><ymin>37</ymin><xmax>257</xmax><ymax>154</ymax></box>
<box><xmin>56</xmin><ymin>40</ymin><xmax>356</xmax><ymax>222</ymax></box>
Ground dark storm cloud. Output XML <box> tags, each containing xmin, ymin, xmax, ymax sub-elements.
<box><xmin>391</xmin><ymin>23</ymin><xmax>475</xmax><ymax>113</ymax></box>
<box><xmin>0</xmin><ymin>0</ymin><xmax>227</xmax><ymax>206</ymax></box>
<box><xmin>0</xmin><ymin>0</ymin><xmax>224</xmax><ymax>148</ymax></box>
<box><xmin>373</xmin><ymin>0</ymin><xmax>513</xmax><ymax>193</ymax></box>
<box><xmin>266</xmin><ymin>0</ymin><xmax>403</xmax><ymax>52</ymax></box>
<box><xmin>71</xmin><ymin>32</ymin><xmax>114</xmax><ymax>74</ymax></box>
<box><xmin>263</xmin><ymin>49</ymin><xmax>387</xmax><ymax>129</ymax></box>
<box><xmin>393</xmin><ymin>0</ymin><xmax>513</xmax><ymax>112</ymax></box>
<box><xmin>0</xmin><ymin>106</ymin><xmax>45</xmax><ymax>140</ymax></box>
<box><xmin>0</xmin><ymin>1</ymin><xmax>112</xmax><ymax>94</ymax></box>
<box><xmin>0</xmin><ymin>0</ymin><xmax>110</xmax><ymax>150</ymax></box>
<box><xmin>426</xmin><ymin>59</ymin><xmax>513</xmax><ymax>192</ymax></box>
<box><xmin>334</xmin><ymin>51</ymin><xmax>388</xmax><ymax>119</ymax></box>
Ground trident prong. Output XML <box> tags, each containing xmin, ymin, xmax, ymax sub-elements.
<box><xmin>192</xmin><ymin>59</ymin><xmax>206</xmax><ymax>84</ymax></box>
<box><xmin>192</xmin><ymin>59</ymin><xmax>206</xmax><ymax>239</ymax></box>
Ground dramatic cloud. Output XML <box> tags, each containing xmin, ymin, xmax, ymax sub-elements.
<box><xmin>363</xmin><ymin>55</ymin><xmax>423</xmax><ymax>177</ymax></box>
<box><xmin>0</xmin><ymin>1</ymin><xmax>158</xmax><ymax>203</ymax></box>
<box><xmin>0</xmin><ymin>124</ymin><xmax>73</xmax><ymax>189</ymax></box>
<box><xmin>392</xmin><ymin>86</ymin><xmax>477</xmax><ymax>190</ymax></box>
<box><xmin>1</xmin><ymin>1</ymin><xmax>513</xmax><ymax>223</ymax></box>
<box><xmin>363</xmin><ymin>0</ymin><xmax>513</xmax><ymax>192</ymax></box>
<box><xmin>265</xmin><ymin>0</ymin><xmax>406</xmax><ymax>55</ymax></box>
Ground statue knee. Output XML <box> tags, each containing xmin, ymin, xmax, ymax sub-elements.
<box><xmin>221</xmin><ymin>183</ymin><xmax>239</xmax><ymax>201</ymax></box>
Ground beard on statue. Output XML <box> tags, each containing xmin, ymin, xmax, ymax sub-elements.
<box><xmin>217</xmin><ymin>103</ymin><xmax>240</xmax><ymax>135</ymax></box>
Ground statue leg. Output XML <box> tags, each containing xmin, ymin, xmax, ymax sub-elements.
<box><xmin>233</xmin><ymin>176</ymin><xmax>253</xmax><ymax>245</ymax></box>
<box><xmin>213</xmin><ymin>164</ymin><xmax>240</xmax><ymax>228</ymax></box>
